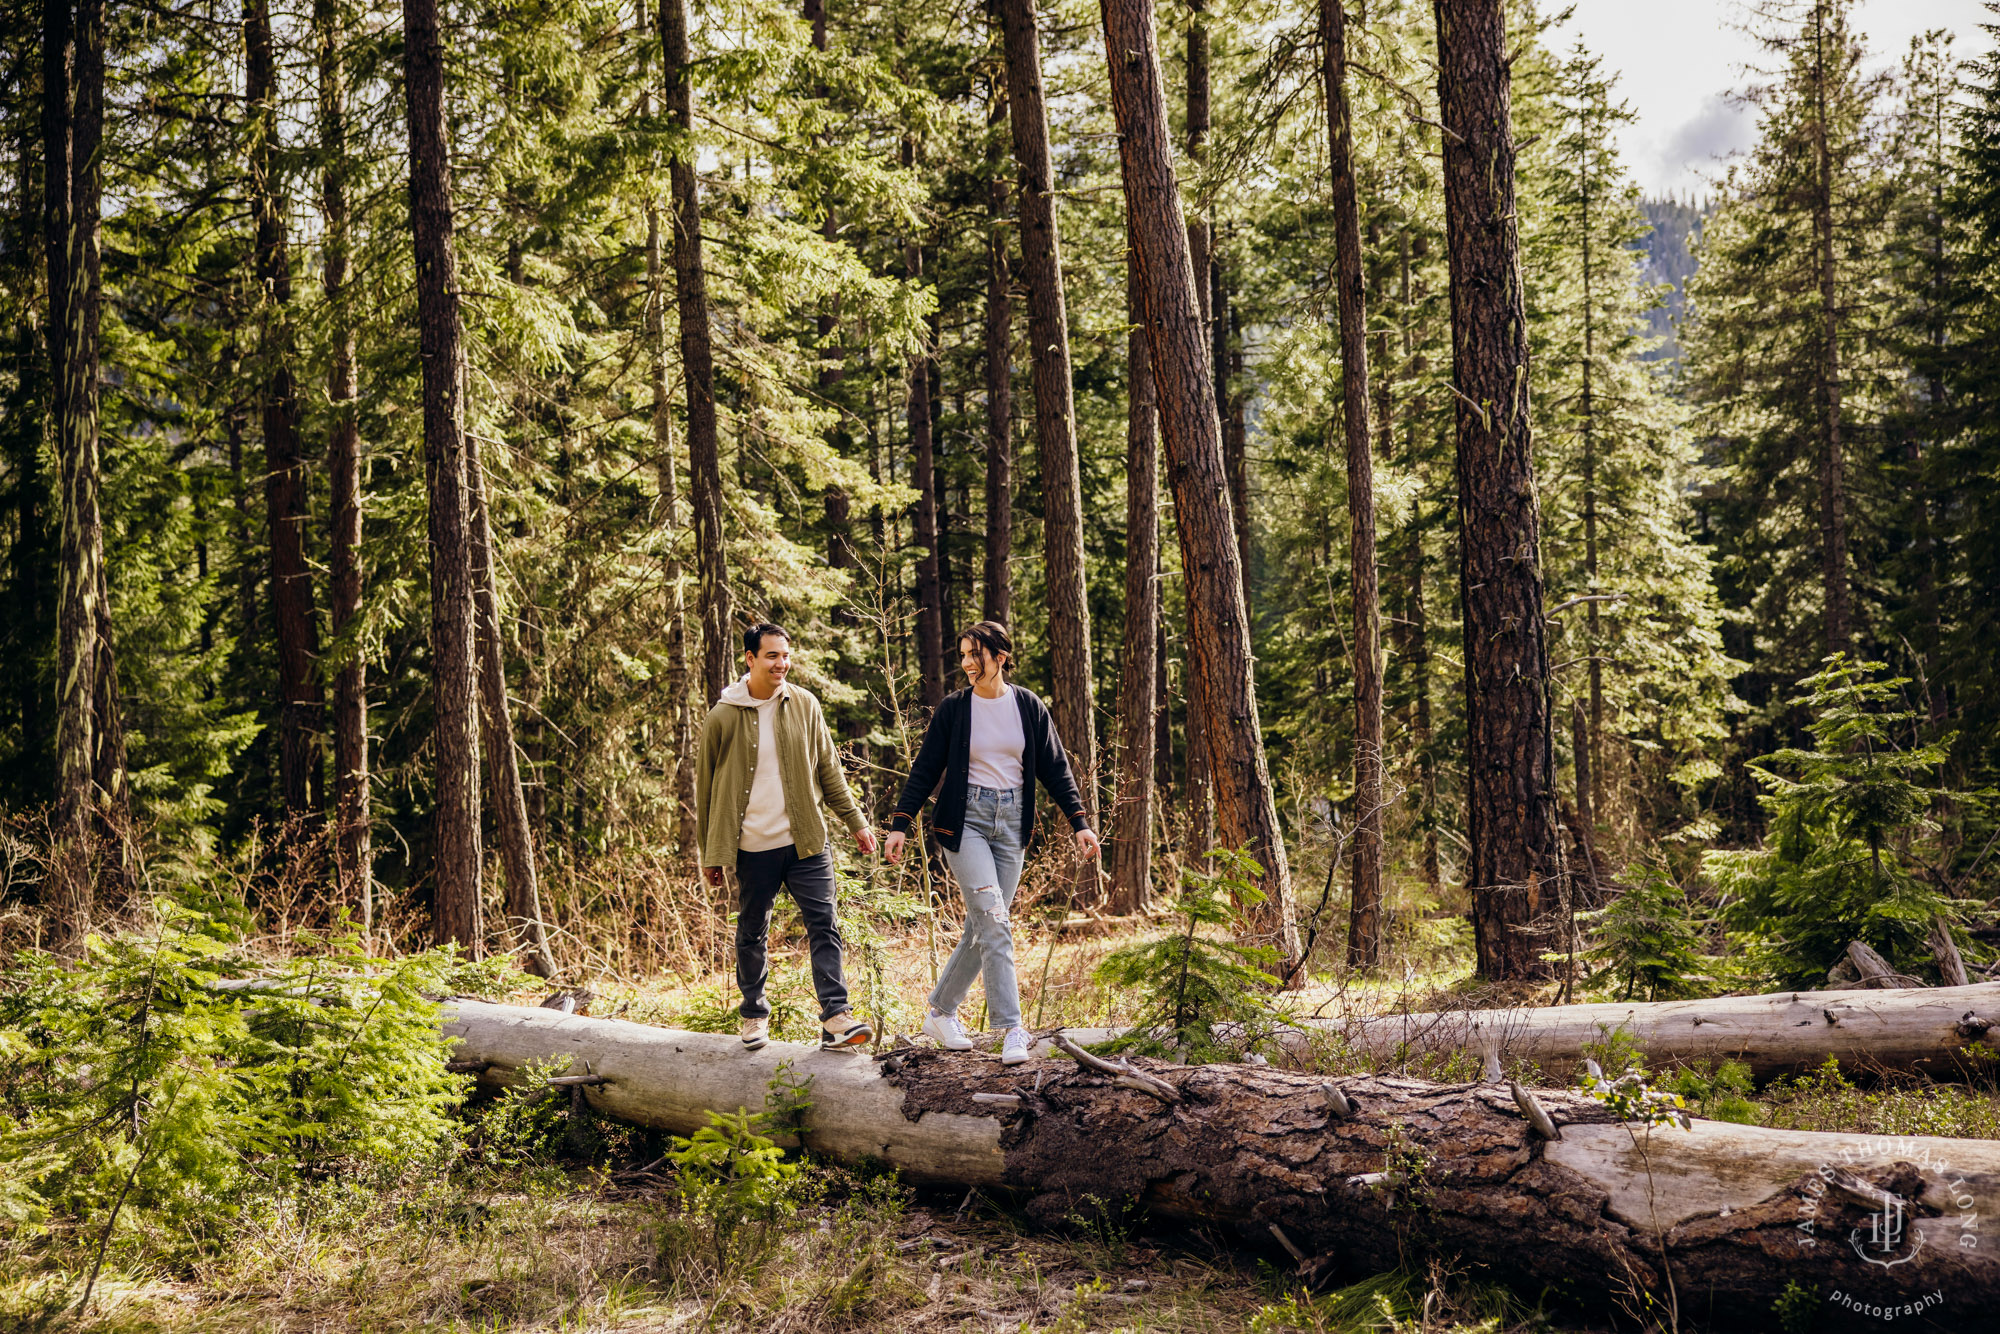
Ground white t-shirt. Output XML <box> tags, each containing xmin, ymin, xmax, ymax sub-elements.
<box><xmin>966</xmin><ymin>685</ymin><xmax>1026</xmax><ymax>791</ymax></box>
<box><xmin>721</xmin><ymin>676</ymin><xmax>794</xmax><ymax>853</ymax></box>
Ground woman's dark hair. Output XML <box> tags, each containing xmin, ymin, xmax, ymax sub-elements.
<box><xmin>957</xmin><ymin>620</ymin><xmax>1013</xmax><ymax>670</ymax></box>
<box><xmin>744</xmin><ymin>621</ymin><xmax>790</xmax><ymax>654</ymax></box>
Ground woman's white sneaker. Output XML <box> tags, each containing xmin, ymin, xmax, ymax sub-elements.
<box><xmin>921</xmin><ymin>1009</ymin><xmax>974</xmax><ymax>1051</ymax></box>
<box><xmin>740</xmin><ymin>1016</ymin><xmax>770</xmax><ymax>1051</ymax></box>
<box><xmin>1001</xmin><ymin>1027</ymin><xmax>1034</xmax><ymax>1065</ymax></box>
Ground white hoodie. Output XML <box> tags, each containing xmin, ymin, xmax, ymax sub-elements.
<box><xmin>720</xmin><ymin>675</ymin><xmax>793</xmax><ymax>852</ymax></box>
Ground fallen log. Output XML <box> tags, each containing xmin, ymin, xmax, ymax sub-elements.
<box><xmin>446</xmin><ymin>1000</ymin><xmax>2000</xmax><ymax>1327</ymax></box>
<box><xmin>1045</xmin><ymin>982</ymin><xmax>2000</xmax><ymax>1083</ymax></box>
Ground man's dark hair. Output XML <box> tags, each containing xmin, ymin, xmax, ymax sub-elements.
<box><xmin>744</xmin><ymin>622</ymin><xmax>790</xmax><ymax>655</ymax></box>
<box><xmin>958</xmin><ymin>619</ymin><xmax>1013</xmax><ymax>669</ymax></box>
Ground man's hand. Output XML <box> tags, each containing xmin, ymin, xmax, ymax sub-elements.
<box><xmin>854</xmin><ymin>826</ymin><xmax>879</xmax><ymax>856</ymax></box>
<box><xmin>702</xmin><ymin>865</ymin><xmax>725</xmax><ymax>889</ymax></box>
<box><xmin>884</xmin><ymin>830</ymin><xmax>906</xmax><ymax>864</ymax></box>
<box><xmin>1075</xmin><ymin>828</ymin><xmax>1102</xmax><ymax>861</ymax></box>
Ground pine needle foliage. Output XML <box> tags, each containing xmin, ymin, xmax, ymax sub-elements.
<box><xmin>1580</xmin><ymin>862</ymin><xmax>1712</xmax><ymax>1001</ymax></box>
<box><xmin>1093</xmin><ymin>847</ymin><xmax>1281</xmax><ymax>1064</ymax></box>
<box><xmin>1709</xmin><ymin>655</ymin><xmax>1980</xmax><ymax>985</ymax></box>
<box><xmin>0</xmin><ymin>909</ymin><xmax>470</xmax><ymax>1274</ymax></box>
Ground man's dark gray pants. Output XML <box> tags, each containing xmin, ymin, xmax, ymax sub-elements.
<box><xmin>734</xmin><ymin>844</ymin><xmax>848</xmax><ymax>1022</ymax></box>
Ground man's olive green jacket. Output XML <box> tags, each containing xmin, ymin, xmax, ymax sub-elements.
<box><xmin>695</xmin><ymin>682</ymin><xmax>866</xmax><ymax>867</ymax></box>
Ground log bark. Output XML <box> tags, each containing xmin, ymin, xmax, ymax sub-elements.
<box><xmin>1102</xmin><ymin>0</ymin><xmax>1298</xmax><ymax>969</ymax></box>
<box><xmin>997</xmin><ymin>0</ymin><xmax>1098</xmax><ymax>883</ymax></box>
<box><xmin>1433</xmin><ymin>0</ymin><xmax>1562</xmax><ymax>980</ymax></box>
<box><xmin>401</xmin><ymin>0</ymin><xmax>484</xmax><ymax>948</ymax></box>
<box><xmin>446</xmin><ymin>1001</ymin><xmax>2000</xmax><ymax>1323</ymax></box>
<box><xmin>1319</xmin><ymin>0</ymin><xmax>1384</xmax><ymax>971</ymax></box>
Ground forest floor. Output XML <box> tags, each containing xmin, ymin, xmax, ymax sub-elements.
<box><xmin>22</xmin><ymin>905</ymin><xmax>2000</xmax><ymax>1333</ymax></box>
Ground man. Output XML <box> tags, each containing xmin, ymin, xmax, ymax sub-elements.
<box><xmin>697</xmin><ymin>622</ymin><xmax>879</xmax><ymax>1051</ymax></box>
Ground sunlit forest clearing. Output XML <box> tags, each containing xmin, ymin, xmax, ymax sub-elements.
<box><xmin>5</xmin><ymin>0</ymin><xmax>2000</xmax><ymax>1328</ymax></box>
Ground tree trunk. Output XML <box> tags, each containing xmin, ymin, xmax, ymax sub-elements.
<box><xmin>1401</xmin><ymin>234</ymin><xmax>1441</xmax><ymax>894</ymax></box>
<box><xmin>641</xmin><ymin>51</ymin><xmax>698</xmax><ymax>867</ymax></box>
<box><xmin>448</xmin><ymin>1001</ymin><xmax>2000</xmax><ymax>1320</ymax></box>
<box><xmin>1809</xmin><ymin>1</ymin><xmax>1850</xmax><ymax>654</ymax></box>
<box><xmin>908</xmin><ymin>235</ymin><xmax>946</xmax><ymax>709</ymax></box>
<box><xmin>465</xmin><ymin>425</ymin><xmax>554</xmax><ymax>977</ymax></box>
<box><xmin>1108</xmin><ymin>252</ymin><xmax>1158</xmax><ymax>916</ymax></box>
<box><xmin>1102</xmin><ymin>0</ymin><xmax>1299</xmax><ymax>972</ymax></box>
<box><xmin>44</xmin><ymin>0</ymin><xmax>103</xmax><ymax>936</ymax></box>
<box><xmin>997</xmin><ymin>0</ymin><xmax>1098</xmax><ymax>878</ymax></box>
<box><xmin>401</xmin><ymin>0</ymin><xmax>483</xmax><ymax>950</ymax></box>
<box><xmin>661</xmin><ymin>0</ymin><xmax>732</xmax><ymax>703</ymax></box>
<box><xmin>1434</xmin><ymin>0</ymin><xmax>1561</xmax><ymax>980</ymax></box>
<box><xmin>1320</xmin><ymin>0</ymin><xmax>1384</xmax><ymax>972</ymax></box>
<box><xmin>1578</xmin><ymin>110</ymin><xmax>1603</xmax><ymax>828</ymax></box>
<box><xmin>1220</xmin><ymin>283</ymin><xmax>1250</xmax><ymax>604</ymax></box>
<box><xmin>1185</xmin><ymin>0</ymin><xmax>1210</xmax><ymax>347</ymax></box>
<box><xmin>983</xmin><ymin>91</ymin><xmax>1013</xmax><ymax>628</ymax></box>
<box><xmin>318</xmin><ymin>0</ymin><xmax>371</xmax><ymax>929</ymax></box>
<box><xmin>247</xmin><ymin>0</ymin><xmax>323</xmax><ymax>825</ymax></box>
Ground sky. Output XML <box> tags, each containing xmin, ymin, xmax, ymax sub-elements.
<box><xmin>1545</xmin><ymin>0</ymin><xmax>1993</xmax><ymax>198</ymax></box>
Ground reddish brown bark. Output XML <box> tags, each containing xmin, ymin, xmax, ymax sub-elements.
<box><xmin>1101</xmin><ymin>0</ymin><xmax>1298</xmax><ymax>969</ymax></box>
<box><xmin>401</xmin><ymin>0</ymin><xmax>484</xmax><ymax>949</ymax></box>
<box><xmin>997</xmin><ymin>0</ymin><xmax>1097</xmax><ymax>866</ymax></box>
<box><xmin>1433</xmin><ymin>0</ymin><xmax>1561</xmax><ymax>979</ymax></box>
<box><xmin>1108</xmin><ymin>251</ymin><xmax>1158</xmax><ymax>916</ymax></box>
<box><xmin>1320</xmin><ymin>0</ymin><xmax>1384</xmax><ymax>971</ymax></box>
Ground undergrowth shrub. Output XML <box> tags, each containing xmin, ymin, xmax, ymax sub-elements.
<box><xmin>1093</xmin><ymin>846</ymin><xmax>1282</xmax><ymax>1063</ymax></box>
<box><xmin>1579</xmin><ymin>861</ymin><xmax>1714</xmax><ymax>1000</ymax></box>
<box><xmin>0</xmin><ymin>907</ymin><xmax>479</xmax><ymax>1281</ymax></box>
<box><xmin>1709</xmin><ymin>655</ymin><xmax>1984</xmax><ymax>987</ymax></box>
<box><xmin>652</xmin><ymin>1107</ymin><xmax>812</xmax><ymax>1291</ymax></box>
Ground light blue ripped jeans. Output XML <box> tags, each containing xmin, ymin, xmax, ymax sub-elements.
<box><xmin>929</xmin><ymin>785</ymin><xmax>1027</xmax><ymax>1031</ymax></box>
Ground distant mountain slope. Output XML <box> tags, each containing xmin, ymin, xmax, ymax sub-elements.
<box><xmin>1635</xmin><ymin>195</ymin><xmax>1715</xmax><ymax>364</ymax></box>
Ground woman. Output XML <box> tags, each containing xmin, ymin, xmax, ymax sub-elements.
<box><xmin>885</xmin><ymin>621</ymin><xmax>1101</xmax><ymax>1064</ymax></box>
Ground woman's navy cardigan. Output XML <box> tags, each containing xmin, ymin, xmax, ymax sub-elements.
<box><xmin>888</xmin><ymin>685</ymin><xmax>1089</xmax><ymax>853</ymax></box>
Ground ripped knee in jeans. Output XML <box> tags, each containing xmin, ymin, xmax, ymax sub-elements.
<box><xmin>968</xmin><ymin>885</ymin><xmax>1009</xmax><ymax>926</ymax></box>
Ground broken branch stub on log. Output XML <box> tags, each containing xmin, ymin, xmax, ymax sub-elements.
<box><xmin>446</xmin><ymin>1001</ymin><xmax>2000</xmax><ymax>1322</ymax></box>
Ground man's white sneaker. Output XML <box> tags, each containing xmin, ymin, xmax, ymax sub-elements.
<box><xmin>1001</xmin><ymin>1026</ymin><xmax>1034</xmax><ymax>1065</ymax></box>
<box><xmin>740</xmin><ymin>1016</ymin><xmax>770</xmax><ymax>1051</ymax></box>
<box><xmin>921</xmin><ymin>1009</ymin><xmax>974</xmax><ymax>1051</ymax></box>
<box><xmin>821</xmin><ymin>1012</ymin><xmax>874</xmax><ymax>1050</ymax></box>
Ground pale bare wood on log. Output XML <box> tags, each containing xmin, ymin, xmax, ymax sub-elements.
<box><xmin>1847</xmin><ymin>939</ymin><xmax>1926</xmax><ymax>990</ymax></box>
<box><xmin>1933</xmin><ymin>918</ymin><xmax>1971</xmax><ymax>989</ymax></box>
<box><xmin>445</xmin><ymin>1001</ymin><xmax>2000</xmax><ymax>1318</ymax></box>
<box><xmin>1164</xmin><ymin>981</ymin><xmax>2000</xmax><ymax>1082</ymax></box>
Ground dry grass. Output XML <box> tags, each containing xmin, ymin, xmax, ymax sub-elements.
<box><xmin>28</xmin><ymin>1167</ymin><xmax>1561</xmax><ymax>1334</ymax></box>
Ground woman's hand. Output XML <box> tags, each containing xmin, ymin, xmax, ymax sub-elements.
<box><xmin>1075</xmin><ymin>828</ymin><xmax>1101</xmax><ymax>861</ymax></box>
<box><xmin>884</xmin><ymin>830</ymin><xmax>907</xmax><ymax>864</ymax></box>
